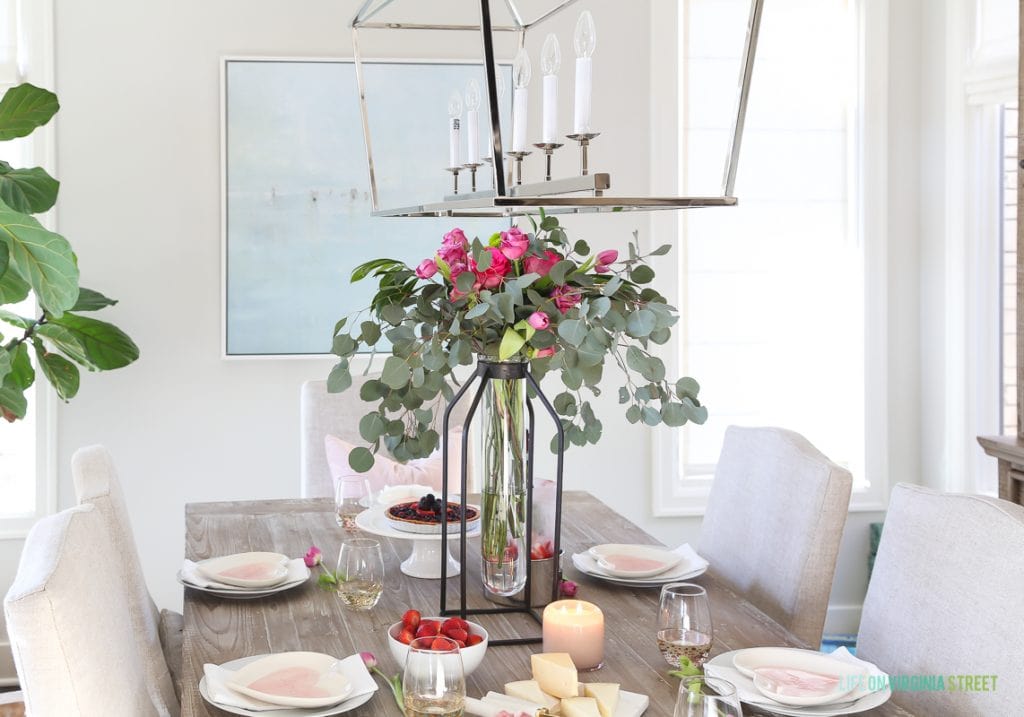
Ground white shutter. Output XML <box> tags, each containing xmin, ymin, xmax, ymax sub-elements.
<box><xmin>0</xmin><ymin>0</ymin><xmax>20</xmax><ymax>87</ymax></box>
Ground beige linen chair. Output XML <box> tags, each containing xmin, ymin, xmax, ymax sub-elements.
<box><xmin>858</xmin><ymin>483</ymin><xmax>1024</xmax><ymax>715</ymax></box>
<box><xmin>697</xmin><ymin>426</ymin><xmax>852</xmax><ymax>647</ymax></box>
<box><xmin>300</xmin><ymin>377</ymin><xmax>475</xmax><ymax>498</ymax></box>
<box><xmin>4</xmin><ymin>504</ymin><xmax>162</xmax><ymax>716</ymax></box>
<box><xmin>71</xmin><ymin>445</ymin><xmax>180</xmax><ymax>716</ymax></box>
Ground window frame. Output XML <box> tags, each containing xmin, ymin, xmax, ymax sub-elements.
<box><xmin>0</xmin><ymin>0</ymin><xmax>57</xmax><ymax>540</ymax></box>
<box><xmin>648</xmin><ymin>0</ymin><xmax>891</xmax><ymax>516</ymax></box>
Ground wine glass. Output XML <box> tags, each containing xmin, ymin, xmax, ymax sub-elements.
<box><xmin>673</xmin><ymin>676</ymin><xmax>743</xmax><ymax>717</ymax></box>
<box><xmin>335</xmin><ymin>477</ymin><xmax>367</xmax><ymax>531</ymax></box>
<box><xmin>657</xmin><ymin>582</ymin><xmax>714</xmax><ymax>668</ymax></box>
<box><xmin>335</xmin><ymin>538</ymin><xmax>384</xmax><ymax>610</ymax></box>
<box><xmin>403</xmin><ymin>636</ymin><xmax>466</xmax><ymax>717</ymax></box>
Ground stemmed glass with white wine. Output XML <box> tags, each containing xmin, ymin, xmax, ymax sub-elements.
<box><xmin>657</xmin><ymin>582</ymin><xmax>714</xmax><ymax>668</ymax></box>
<box><xmin>403</xmin><ymin>636</ymin><xmax>466</xmax><ymax>717</ymax></box>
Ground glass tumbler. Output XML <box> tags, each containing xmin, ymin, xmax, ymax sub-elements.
<box><xmin>335</xmin><ymin>537</ymin><xmax>384</xmax><ymax>610</ymax></box>
<box><xmin>403</xmin><ymin>636</ymin><xmax>466</xmax><ymax>717</ymax></box>
<box><xmin>657</xmin><ymin>582</ymin><xmax>714</xmax><ymax>667</ymax></box>
<box><xmin>673</xmin><ymin>676</ymin><xmax>743</xmax><ymax>717</ymax></box>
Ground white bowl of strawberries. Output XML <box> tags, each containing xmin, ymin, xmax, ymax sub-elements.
<box><xmin>387</xmin><ymin>610</ymin><xmax>489</xmax><ymax>675</ymax></box>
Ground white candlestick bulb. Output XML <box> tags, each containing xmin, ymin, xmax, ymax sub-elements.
<box><xmin>541</xmin><ymin>34</ymin><xmax>561</xmax><ymax>143</ymax></box>
<box><xmin>448</xmin><ymin>90</ymin><xmax>462</xmax><ymax>168</ymax></box>
<box><xmin>573</xmin><ymin>10</ymin><xmax>596</xmax><ymax>134</ymax></box>
<box><xmin>465</xmin><ymin>79</ymin><xmax>481</xmax><ymax>165</ymax></box>
<box><xmin>512</xmin><ymin>48</ymin><xmax>532</xmax><ymax>152</ymax></box>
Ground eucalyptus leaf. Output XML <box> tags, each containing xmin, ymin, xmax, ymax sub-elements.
<box><xmin>327</xmin><ymin>361</ymin><xmax>352</xmax><ymax>392</ymax></box>
<box><xmin>347</xmin><ymin>446</ymin><xmax>375</xmax><ymax>473</ymax></box>
<box><xmin>360</xmin><ymin>321</ymin><xmax>381</xmax><ymax>345</ymax></box>
<box><xmin>630</xmin><ymin>264</ymin><xmax>655</xmax><ymax>284</ymax></box>
<box><xmin>641</xmin><ymin>406</ymin><xmax>661</xmax><ymax>426</ymax></box>
<box><xmin>661</xmin><ymin>402</ymin><xmax>688</xmax><ymax>427</ymax></box>
<box><xmin>381</xmin><ymin>355</ymin><xmax>411</xmax><ymax>389</ymax></box>
<box><xmin>466</xmin><ymin>302</ymin><xmax>489</xmax><ymax>319</ymax></box>
<box><xmin>359</xmin><ymin>412</ymin><xmax>387</xmax><ymax>442</ymax></box>
<box><xmin>549</xmin><ymin>260</ymin><xmax>575</xmax><ymax>285</ymax></box>
<box><xmin>676</xmin><ymin>377</ymin><xmax>701</xmax><ymax>399</ymax></box>
<box><xmin>476</xmin><ymin>249</ymin><xmax>493</xmax><ymax>271</ymax></box>
<box><xmin>557</xmin><ymin>319</ymin><xmax>587</xmax><ymax>347</ymax></box>
<box><xmin>455</xmin><ymin>271</ymin><xmax>476</xmax><ymax>294</ymax></box>
<box><xmin>650</xmin><ymin>244</ymin><xmax>673</xmax><ymax>256</ymax></box>
<box><xmin>626</xmin><ymin>309</ymin><xmax>656</xmax><ymax>338</ymax></box>
<box><xmin>381</xmin><ymin>303</ymin><xmax>406</xmax><ymax>326</ymax></box>
<box><xmin>332</xmin><ymin>334</ymin><xmax>357</xmax><ymax>357</ymax></box>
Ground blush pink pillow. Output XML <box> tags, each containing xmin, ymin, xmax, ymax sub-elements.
<box><xmin>325</xmin><ymin>430</ymin><xmax>467</xmax><ymax>497</ymax></box>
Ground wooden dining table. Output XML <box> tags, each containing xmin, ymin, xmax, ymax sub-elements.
<box><xmin>180</xmin><ymin>491</ymin><xmax>912</xmax><ymax>717</ymax></box>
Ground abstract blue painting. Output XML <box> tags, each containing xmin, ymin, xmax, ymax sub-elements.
<box><xmin>223</xmin><ymin>59</ymin><xmax>513</xmax><ymax>355</ymax></box>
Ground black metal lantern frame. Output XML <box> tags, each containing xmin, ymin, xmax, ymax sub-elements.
<box><xmin>440</xmin><ymin>359</ymin><xmax>564</xmax><ymax>646</ymax></box>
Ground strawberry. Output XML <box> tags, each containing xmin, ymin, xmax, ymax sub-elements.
<box><xmin>415</xmin><ymin>623</ymin><xmax>439</xmax><ymax>639</ymax></box>
<box><xmin>441</xmin><ymin>617</ymin><xmax>469</xmax><ymax>634</ymax></box>
<box><xmin>531</xmin><ymin>540</ymin><xmax>554</xmax><ymax>560</ymax></box>
<box><xmin>397</xmin><ymin>628</ymin><xmax>415</xmax><ymax>645</ymax></box>
<box><xmin>402</xmin><ymin>609</ymin><xmax>421</xmax><ymax>631</ymax></box>
<box><xmin>430</xmin><ymin>637</ymin><xmax>453</xmax><ymax>651</ymax></box>
<box><xmin>455</xmin><ymin>639</ymin><xmax>466</xmax><ymax>649</ymax></box>
<box><xmin>445</xmin><ymin>627</ymin><xmax>469</xmax><ymax>643</ymax></box>
<box><xmin>466</xmin><ymin>634</ymin><xmax>484</xmax><ymax>646</ymax></box>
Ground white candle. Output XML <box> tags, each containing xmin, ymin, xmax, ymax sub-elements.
<box><xmin>542</xmin><ymin>599</ymin><xmax>604</xmax><ymax>670</ymax></box>
<box><xmin>449</xmin><ymin>117</ymin><xmax>461</xmax><ymax>167</ymax></box>
<box><xmin>543</xmin><ymin>75</ymin><xmax>558</xmax><ymax>143</ymax></box>
<box><xmin>512</xmin><ymin>87</ymin><xmax>528</xmax><ymax>152</ymax></box>
<box><xmin>573</xmin><ymin>56</ymin><xmax>592</xmax><ymax>134</ymax></box>
<box><xmin>466</xmin><ymin>109</ymin><xmax>479</xmax><ymax>165</ymax></box>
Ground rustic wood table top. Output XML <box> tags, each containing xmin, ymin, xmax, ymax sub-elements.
<box><xmin>181</xmin><ymin>491</ymin><xmax>911</xmax><ymax>717</ymax></box>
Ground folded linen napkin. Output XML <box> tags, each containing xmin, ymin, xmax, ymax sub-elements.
<box><xmin>182</xmin><ymin>558</ymin><xmax>307</xmax><ymax>590</ymax></box>
<box><xmin>202</xmin><ymin>653</ymin><xmax>378</xmax><ymax>712</ymax></box>
<box><xmin>572</xmin><ymin>543</ymin><xmax>708</xmax><ymax>580</ymax></box>
<box><xmin>704</xmin><ymin>646</ymin><xmax>887</xmax><ymax>712</ymax></box>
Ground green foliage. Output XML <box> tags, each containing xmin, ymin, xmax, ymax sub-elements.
<box><xmin>327</xmin><ymin>214</ymin><xmax>707</xmax><ymax>471</ymax></box>
<box><xmin>0</xmin><ymin>84</ymin><xmax>138</xmax><ymax>422</ymax></box>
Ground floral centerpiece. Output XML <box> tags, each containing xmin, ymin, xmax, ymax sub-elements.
<box><xmin>328</xmin><ymin>212</ymin><xmax>706</xmax><ymax>595</ymax></box>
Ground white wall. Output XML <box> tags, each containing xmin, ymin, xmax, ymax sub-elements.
<box><xmin>0</xmin><ymin>0</ymin><xmax>958</xmax><ymax>682</ymax></box>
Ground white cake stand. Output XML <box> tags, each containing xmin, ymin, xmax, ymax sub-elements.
<box><xmin>354</xmin><ymin>506</ymin><xmax>481</xmax><ymax>579</ymax></box>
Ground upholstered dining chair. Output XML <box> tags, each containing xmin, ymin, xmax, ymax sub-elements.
<box><xmin>71</xmin><ymin>445</ymin><xmax>181</xmax><ymax>716</ymax></box>
<box><xmin>697</xmin><ymin>426</ymin><xmax>853</xmax><ymax>647</ymax></box>
<box><xmin>857</xmin><ymin>483</ymin><xmax>1024</xmax><ymax>715</ymax></box>
<box><xmin>4</xmin><ymin>504</ymin><xmax>164</xmax><ymax>716</ymax></box>
<box><xmin>300</xmin><ymin>377</ymin><xmax>475</xmax><ymax>499</ymax></box>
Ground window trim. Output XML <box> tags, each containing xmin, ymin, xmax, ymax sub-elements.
<box><xmin>0</xmin><ymin>0</ymin><xmax>57</xmax><ymax>540</ymax></box>
<box><xmin>649</xmin><ymin>0</ymin><xmax>891</xmax><ymax>516</ymax></box>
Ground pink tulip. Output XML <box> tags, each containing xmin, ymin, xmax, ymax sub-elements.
<box><xmin>415</xmin><ymin>259</ymin><xmax>438</xmax><ymax>279</ymax></box>
<box><xmin>527</xmin><ymin>311</ymin><xmax>550</xmax><ymax>331</ymax></box>
<box><xmin>523</xmin><ymin>250</ymin><xmax>562</xmax><ymax>277</ymax></box>
<box><xmin>499</xmin><ymin>227</ymin><xmax>530</xmax><ymax>260</ymax></box>
<box><xmin>552</xmin><ymin>285</ymin><xmax>582</xmax><ymax>314</ymax></box>
<box><xmin>596</xmin><ymin>249</ymin><xmax>618</xmax><ymax>266</ymax></box>
<box><xmin>303</xmin><ymin>546</ymin><xmax>323</xmax><ymax>568</ymax></box>
<box><xmin>359</xmin><ymin>652</ymin><xmax>378</xmax><ymax>669</ymax></box>
<box><xmin>594</xmin><ymin>264</ymin><xmax>611</xmax><ymax>274</ymax></box>
<box><xmin>535</xmin><ymin>346</ymin><xmax>557</xmax><ymax>358</ymax></box>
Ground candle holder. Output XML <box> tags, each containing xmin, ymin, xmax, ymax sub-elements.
<box><xmin>462</xmin><ymin>162</ymin><xmax>484</xmax><ymax>193</ymax></box>
<box><xmin>532</xmin><ymin>142</ymin><xmax>564</xmax><ymax>182</ymax></box>
<box><xmin>505</xmin><ymin>151</ymin><xmax>532</xmax><ymax>186</ymax></box>
<box><xmin>566</xmin><ymin>132</ymin><xmax>601</xmax><ymax>176</ymax></box>
<box><xmin>445</xmin><ymin>166</ymin><xmax>462</xmax><ymax>195</ymax></box>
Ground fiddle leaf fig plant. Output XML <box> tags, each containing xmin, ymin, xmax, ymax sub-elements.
<box><xmin>0</xmin><ymin>83</ymin><xmax>138</xmax><ymax>421</ymax></box>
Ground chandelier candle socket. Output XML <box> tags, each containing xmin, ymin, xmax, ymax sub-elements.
<box><xmin>573</xmin><ymin>11</ymin><xmax>596</xmax><ymax>134</ymax></box>
<box><xmin>448</xmin><ymin>90</ymin><xmax>463</xmax><ymax>168</ymax></box>
<box><xmin>465</xmin><ymin>79</ymin><xmax>481</xmax><ymax>166</ymax></box>
<box><xmin>541</xmin><ymin>33</ymin><xmax>561</xmax><ymax>143</ymax></box>
<box><xmin>542</xmin><ymin>600</ymin><xmax>605</xmax><ymax>670</ymax></box>
<box><xmin>512</xmin><ymin>47</ymin><xmax>531</xmax><ymax>152</ymax></box>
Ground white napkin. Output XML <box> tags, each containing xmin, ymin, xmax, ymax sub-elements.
<box><xmin>705</xmin><ymin>647</ymin><xmax>886</xmax><ymax>712</ymax></box>
<box><xmin>373</xmin><ymin>483</ymin><xmax>435</xmax><ymax>506</ymax></box>
<box><xmin>182</xmin><ymin>558</ymin><xmax>308</xmax><ymax>590</ymax></box>
<box><xmin>203</xmin><ymin>653</ymin><xmax>378</xmax><ymax>712</ymax></box>
<box><xmin>572</xmin><ymin>544</ymin><xmax>708</xmax><ymax>580</ymax></box>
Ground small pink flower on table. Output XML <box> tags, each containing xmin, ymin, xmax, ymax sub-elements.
<box><xmin>523</xmin><ymin>249</ymin><xmax>562</xmax><ymax>277</ymax></box>
<box><xmin>303</xmin><ymin>546</ymin><xmax>322</xmax><ymax>568</ymax></box>
<box><xmin>527</xmin><ymin>311</ymin><xmax>550</xmax><ymax>331</ymax></box>
<box><xmin>499</xmin><ymin>227</ymin><xmax>530</xmax><ymax>260</ymax></box>
<box><xmin>415</xmin><ymin>259</ymin><xmax>438</xmax><ymax>279</ymax></box>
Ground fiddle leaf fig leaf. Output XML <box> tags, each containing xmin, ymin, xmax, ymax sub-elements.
<box><xmin>35</xmin><ymin>346</ymin><xmax>79</xmax><ymax>401</ymax></box>
<box><xmin>0</xmin><ymin>162</ymin><xmax>59</xmax><ymax>214</ymax></box>
<box><xmin>0</xmin><ymin>84</ymin><xmax>59</xmax><ymax>141</ymax></box>
<box><xmin>70</xmin><ymin>287</ymin><xmax>117</xmax><ymax>312</ymax></box>
<box><xmin>46</xmin><ymin>313</ymin><xmax>139</xmax><ymax>370</ymax></box>
<box><xmin>0</xmin><ymin>200</ymin><xmax>79</xmax><ymax>316</ymax></box>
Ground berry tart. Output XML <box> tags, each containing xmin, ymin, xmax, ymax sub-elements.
<box><xmin>385</xmin><ymin>493</ymin><xmax>480</xmax><ymax>535</ymax></box>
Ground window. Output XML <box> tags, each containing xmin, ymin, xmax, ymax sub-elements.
<box><xmin>0</xmin><ymin>0</ymin><xmax>55</xmax><ymax>536</ymax></box>
<box><xmin>1000</xmin><ymin>102</ymin><xmax>1017</xmax><ymax>437</ymax></box>
<box><xmin>653</xmin><ymin>0</ymin><xmax>880</xmax><ymax>514</ymax></box>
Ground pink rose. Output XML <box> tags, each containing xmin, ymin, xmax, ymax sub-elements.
<box><xmin>472</xmin><ymin>247</ymin><xmax>511</xmax><ymax>290</ymax></box>
<box><xmin>523</xmin><ymin>250</ymin><xmax>562</xmax><ymax>277</ymax></box>
<box><xmin>552</xmin><ymin>285</ymin><xmax>582</xmax><ymax>314</ymax></box>
<box><xmin>448</xmin><ymin>261</ymin><xmax>470</xmax><ymax>300</ymax></box>
<box><xmin>438</xmin><ymin>228</ymin><xmax>469</xmax><ymax>265</ymax></box>
<box><xmin>559</xmin><ymin>579</ymin><xmax>578</xmax><ymax>597</ymax></box>
<box><xmin>596</xmin><ymin>249</ymin><xmax>618</xmax><ymax>265</ymax></box>
<box><xmin>535</xmin><ymin>346</ymin><xmax>557</xmax><ymax>358</ymax></box>
<box><xmin>303</xmin><ymin>546</ymin><xmax>322</xmax><ymax>568</ymax></box>
<box><xmin>415</xmin><ymin>259</ymin><xmax>438</xmax><ymax>279</ymax></box>
<box><xmin>527</xmin><ymin>311</ymin><xmax>550</xmax><ymax>330</ymax></box>
<box><xmin>499</xmin><ymin>227</ymin><xmax>530</xmax><ymax>260</ymax></box>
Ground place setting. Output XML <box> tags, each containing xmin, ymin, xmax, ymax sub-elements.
<box><xmin>571</xmin><ymin>542</ymin><xmax>709</xmax><ymax>588</ymax></box>
<box><xmin>178</xmin><ymin>551</ymin><xmax>311</xmax><ymax>599</ymax></box>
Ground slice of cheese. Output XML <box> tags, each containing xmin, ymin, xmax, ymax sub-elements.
<box><xmin>505</xmin><ymin>680</ymin><xmax>561</xmax><ymax>713</ymax></box>
<box><xmin>582</xmin><ymin>683</ymin><xmax>620</xmax><ymax>717</ymax></box>
<box><xmin>560</xmin><ymin>697</ymin><xmax>603</xmax><ymax>717</ymax></box>
<box><xmin>531</xmin><ymin>653</ymin><xmax>579</xmax><ymax>699</ymax></box>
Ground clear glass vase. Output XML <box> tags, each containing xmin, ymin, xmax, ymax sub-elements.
<box><xmin>479</xmin><ymin>360</ymin><xmax>528</xmax><ymax>597</ymax></box>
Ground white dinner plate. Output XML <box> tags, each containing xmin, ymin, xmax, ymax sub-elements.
<box><xmin>587</xmin><ymin>544</ymin><xmax>684</xmax><ymax>578</ymax></box>
<box><xmin>200</xmin><ymin>655</ymin><xmax>377</xmax><ymax>717</ymax></box>
<box><xmin>226</xmin><ymin>652</ymin><xmax>353</xmax><ymax>708</ymax></box>
<box><xmin>571</xmin><ymin>548</ymin><xmax>707</xmax><ymax>587</ymax></box>
<box><xmin>196</xmin><ymin>552</ymin><xmax>290</xmax><ymax>588</ymax></box>
<box><xmin>177</xmin><ymin>570</ymin><xmax>310</xmax><ymax>600</ymax></box>
<box><xmin>705</xmin><ymin>650</ymin><xmax>892</xmax><ymax>716</ymax></box>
